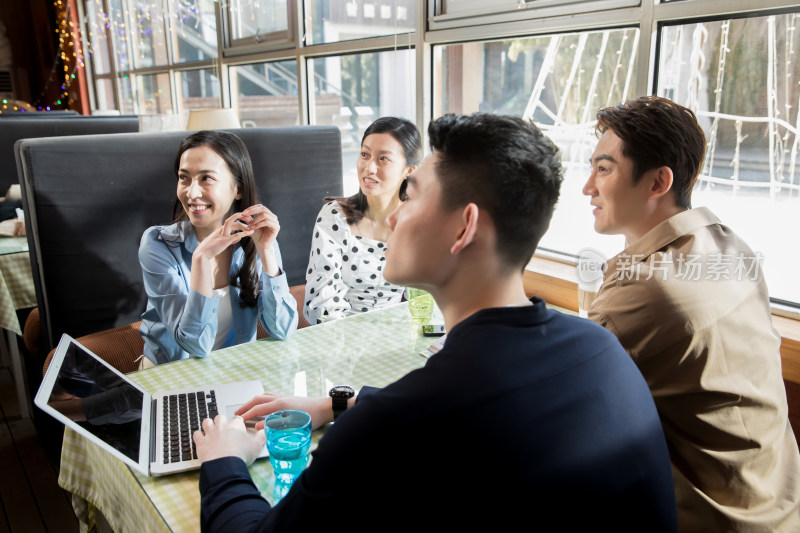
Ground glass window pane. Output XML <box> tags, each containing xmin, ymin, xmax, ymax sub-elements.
<box><xmin>118</xmin><ymin>74</ymin><xmax>135</xmax><ymax>114</ymax></box>
<box><xmin>440</xmin><ymin>0</ymin><xmax>533</xmax><ymax>13</ymax></box>
<box><xmin>309</xmin><ymin>49</ymin><xmax>416</xmax><ymax>195</ymax></box>
<box><xmin>85</xmin><ymin>0</ymin><xmax>112</xmax><ymax>75</ymax></box>
<box><xmin>434</xmin><ymin>28</ymin><xmax>639</xmax><ymax>259</ymax></box>
<box><xmin>231</xmin><ymin>60</ymin><xmax>300</xmax><ymax>127</ymax></box>
<box><xmin>94</xmin><ymin>78</ymin><xmax>116</xmax><ymax>110</ymax></box>
<box><xmin>109</xmin><ymin>0</ymin><xmax>131</xmax><ymax>71</ymax></box>
<box><xmin>229</xmin><ymin>0</ymin><xmax>288</xmax><ymax>41</ymax></box>
<box><xmin>138</xmin><ymin>72</ymin><xmax>173</xmax><ymax>114</ymax></box>
<box><xmin>130</xmin><ymin>0</ymin><xmax>170</xmax><ymax>68</ymax></box>
<box><xmin>305</xmin><ymin>0</ymin><xmax>415</xmax><ymax>45</ymax></box>
<box><xmin>657</xmin><ymin>14</ymin><xmax>800</xmax><ymax>304</ymax></box>
<box><xmin>177</xmin><ymin>68</ymin><xmax>221</xmax><ymax>110</ymax></box>
<box><xmin>434</xmin><ymin>0</ymin><xmax>638</xmax><ymax>24</ymax></box>
<box><xmin>173</xmin><ymin>0</ymin><xmax>218</xmax><ymax>63</ymax></box>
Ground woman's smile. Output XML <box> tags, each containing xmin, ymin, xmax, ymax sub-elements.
<box><xmin>176</xmin><ymin>145</ymin><xmax>241</xmax><ymax>240</ymax></box>
<box><xmin>188</xmin><ymin>202</ymin><xmax>212</xmax><ymax>213</ymax></box>
<box><xmin>356</xmin><ymin>132</ymin><xmax>410</xmax><ymax>199</ymax></box>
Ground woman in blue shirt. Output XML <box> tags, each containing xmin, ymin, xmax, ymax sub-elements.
<box><xmin>138</xmin><ymin>130</ymin><xmax>298</xmax><ymax>366</ymax></box>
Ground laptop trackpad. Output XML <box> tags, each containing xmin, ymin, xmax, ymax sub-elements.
<box><xmin>225</xmin><ymin>403</ymin><xmax>266</xmax><ymax>439</ymax></box>
<box><xmin>225</xmin><ymin>404</ymin><xmax>242</xmax><ymax>419</ymax></box>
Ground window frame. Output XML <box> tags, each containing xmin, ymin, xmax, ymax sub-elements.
<box><xmin>78</xmin><ymin>0</ymin><xmax>800</xmax><ymax>315</ymax></box>
<box><xmin>424</xmin><ymin>0</ymin><xmax>800</xmax><ymax>314</ymax></box>
<box><xmin>222</xmin><ymin>0</ymin><xmax>297</xmax><ymax>57</ymax></box>
<box><xmin>429</xmin><ymin>0</ymin><xmax>641</xmax><ymax>30</ymax></box>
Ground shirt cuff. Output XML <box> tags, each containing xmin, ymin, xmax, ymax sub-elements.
<box><xmin>260</xmin><ymin>270</ymin><xmax>290</xmax><ymax>294</ymax></box>
<box><xmin>185</xmin><ymin>288</ymin><xmax>218</xmax><ymax>324</ymax></box>
<box><xmin>199</xmin><ymin>456</ymin><xmax>252</xmax><ymax>494</ymax></box>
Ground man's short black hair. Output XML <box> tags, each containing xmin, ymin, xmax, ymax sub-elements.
<box><xmin>428</xmin><ymin>113</ymin><xmax>563</xmax><ymax>271</ymax></box>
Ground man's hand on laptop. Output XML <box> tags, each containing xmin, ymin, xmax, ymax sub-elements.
<box><xmin>235</xmin><ymin>393</ymin><xmax>334</xmax><ymax>431</ymax></box>
<box><xmin>193</xmin><ymin>414</ymin><xmax>266</xmax><ymax>465</ymax></box>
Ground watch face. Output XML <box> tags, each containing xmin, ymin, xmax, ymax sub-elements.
<box><xmin>330</xmin><ymin>385</ymin><xmax>355</xmax><ymax>398</ymax></box>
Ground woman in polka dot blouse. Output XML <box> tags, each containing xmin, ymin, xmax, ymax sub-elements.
<box><xmin>304</xmin><ymin>117</ymin><xmax>422</xmax><ymax>324</ymax></box>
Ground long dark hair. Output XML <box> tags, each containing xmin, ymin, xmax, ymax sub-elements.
<box><xmin>326</xmin><ymin>116</ymin><xmax>422</xmax><ymax>225</ymax></box>
<box><xmin>171</xmin><ymin>130</ymin><xmax>260</xmax><ymax>308</ymax></box>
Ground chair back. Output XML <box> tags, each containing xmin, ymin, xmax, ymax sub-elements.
<box><xmin>17</xmin><ymin>126</ymin><xmax>342</xmax><ymax>353</ymax></box>
<box><xmin>42</xmin><ymin>321</ymin><xmax>144</xmax><ymax>376</ymax></box>
<box><xmin>0</xmin><ymin>116</ymin><xmax>139</xmax><ymax>193</ymax></box>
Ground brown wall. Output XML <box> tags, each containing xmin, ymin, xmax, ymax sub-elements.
<box><xmin>0</xmin><ymin>0</ymin><xmax>63</xmax><ymax>109</ymax></box>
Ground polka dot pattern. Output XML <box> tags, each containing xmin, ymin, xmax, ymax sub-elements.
<box><xmin>304</xmin><ymin>201</ymin><xmax>404</xmax><ymax>324</ymax></box>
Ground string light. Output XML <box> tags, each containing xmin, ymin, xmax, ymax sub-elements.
<box><xmin>5</xmin><ymin>0</ymin><xmax>281</xmax><ymax>115</ymax></box>
<box><xmin>3</xmin><ymin>1</ymin><xmax>87</xmax><ymax>114</ymax></box>
<box><xmin>81</xmin><ymin>0</ymin><xmax>274</xmax><ymax>64</ymax></box>
<box><xmin>81</xmin><ymin>0</ymin><xmax>232</xmax><ymax>113</ymax></box>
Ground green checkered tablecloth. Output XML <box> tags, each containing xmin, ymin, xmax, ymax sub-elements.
<box><xmin>0</xmin><ymin>236</ymin><xmax>28</xmax><ymax>255</ymax></box>
<box><xmin>0</xmin><ymin>237</ymin><xmax>35</xmax><ymax>335</ymax></box>
<box><xmin>58</xmin><ymin>303</ymin><xmax>434</xmax><ymax>533</ymax></box>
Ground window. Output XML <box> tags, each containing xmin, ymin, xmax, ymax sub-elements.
<box><xmin>176</xmin><ymin>68</ymin><xmax>221</xmax><ymax>111</ymax></box>
<box><xmin>129</xmin><ymin>0</ymin><xmax>170</xmax><ymax>69</ymax></box>
<box><xmin>138</xmin><ymin>72</ymin><xmax>172</xmax><ymax>114</ymax></box>
<box><xmin>231</xmin><ymin>60</ymin><xmax>301</xmax><ymax>127</ymax></box>
<box><xmin>173</xmin><ymin>0</ymin><xmax>218</xmax><ymax>63</ymax></box>
<box><xmin>227</xmin><ymin>0</ymin><xmax>292</xmax><ymax>46</ymax></box>
<box><xmin>84</xmin><ymin>0</ymin><xmax>112</xmax><ymax>75</ymax></box>
<box><xmin>430</xmin><ymin>0</ymin><xmax>640</xmax><ymax>30</ymax></box>
<box><xmin>78</xmin><ymin>0</ymin><xmax>800</xmax><ymax>308</ymax></box>
<box><xmin>94</xmin><ymin>78</ymin><xmax>116</xmax><ymax>111</ymax></box>
<box><xmin>84</xmin><ymin>0</ymin><xmax>116</xmax><ymax>112</ymax></box>
<box><xmin>309</xmin><ymin>48</ymin><xmax>416</xmax><ymax>195</ymax></box>
<box><xmin>305</xmin><ymin>0</ymin><xmax>415</xmax><ymax>45</ymax></box>
<box><xmin>108</xmin><ymin>0</ymin><xmax>132</xmax><ymax>71</ymax></box>
<box><xmin>657</xmin><ymin>14</ymin><xmax>800</xmax><ymax>304</ymax></box>
<box><xmin>82</xmin><ymin>0</ymin><xmax>226</xmax><ymax>116</ymax></box>
<box><xmin>437</xmin><ymin>0</ymin><xmax>637</xmax><ymax>18</ymax></box>
<box><xmin>435</xmin><ymin>28</ymin><xmax>640</xmax><ymax>259</ymax></box>
<box><xmin>118</xmin><ymin>75</ymin><xmax>135</xmax><ymax>114</ymax></box>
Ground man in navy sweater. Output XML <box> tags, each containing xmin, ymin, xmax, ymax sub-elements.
<box><xmin>193</xmin><ymin>113</ymin><xmax>678</xmax><ymax>532</ymax></box>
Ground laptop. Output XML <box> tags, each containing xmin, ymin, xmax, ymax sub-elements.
<box><xmin>35</xmin><ymin>333</ymin><xmax>268</xmax><ymax>476</ymax></box>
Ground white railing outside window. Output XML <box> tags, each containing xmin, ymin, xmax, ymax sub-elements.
<box><xmin>77</xmin><ymin>0</ymin><xmax>800</xmax><ymax>307</ymax></box>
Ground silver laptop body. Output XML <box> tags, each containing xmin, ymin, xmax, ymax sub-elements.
<box><xmin>35</xmin><ymin>334</ymin><xmax>267</xmax><ymax>476</ymax></box>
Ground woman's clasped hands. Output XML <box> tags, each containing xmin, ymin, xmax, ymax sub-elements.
<box><xmin>195</xmin><ymin>204</ymin><xmax>280</xmax><ymax>257</ymax></box>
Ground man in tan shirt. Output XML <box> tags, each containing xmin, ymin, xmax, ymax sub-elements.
<box><xmin>584</xmin><ymin>96</ymin><xmax>800</xmax><ymax>531</ymax></box>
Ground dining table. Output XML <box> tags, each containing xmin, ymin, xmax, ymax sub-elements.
<box><xmin>57</xmin><ymin>302</ymin><xmax>440</xmax><ymax>532</ymax></box>
<box><xmin>0</xmin><ymin>236</ymin><xmax>36</xmax><ymax>418</ymax></box>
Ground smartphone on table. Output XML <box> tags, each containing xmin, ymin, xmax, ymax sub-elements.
<box><xmin>421</xmin><ymin>324</ymin><xmax>446</xmax><ymax>337</ymax></box>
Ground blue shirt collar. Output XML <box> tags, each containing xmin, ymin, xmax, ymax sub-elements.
<box><xmin>157</xmin><ymin>220</ymin><xmax>200</xmax><ymax>253</ymax></box>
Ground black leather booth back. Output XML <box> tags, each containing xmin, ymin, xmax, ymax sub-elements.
<box><xmin>0</xmin><ymin>116</ymin><xmax>139</xmax><ymax>193</ymax></box>
<box><xmin>16</xmin><ymin>126</ymin><xmax>342</xmax><ymax>351</ymax></box>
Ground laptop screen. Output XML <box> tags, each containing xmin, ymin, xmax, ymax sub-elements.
<box><xmin>44</xmin><ymin>339</ymin><xmax>145</xmax><ymax>462</ymax></box>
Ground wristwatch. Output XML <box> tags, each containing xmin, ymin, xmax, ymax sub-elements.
<box><xmin>329</xmin><ymin>385</ymin><xmax>355</xmax><ymax>420</ymax></box>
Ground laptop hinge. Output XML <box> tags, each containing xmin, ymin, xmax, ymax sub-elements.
<box><xmin>150</xmin><ymin>397</ymin><xmax>157</xmax><ymax>465</ymax></box>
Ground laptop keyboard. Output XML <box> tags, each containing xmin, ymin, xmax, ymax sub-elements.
<box><xmin>162</xmin><ymin>390</ymin><xmax>218</xmax><ymax>463</ymax></box>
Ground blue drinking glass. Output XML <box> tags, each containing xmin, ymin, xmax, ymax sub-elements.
<box><xmin>265</xmin><ymin>409</ymin><xmax>312</xmax><ymax>502</ymax></box>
